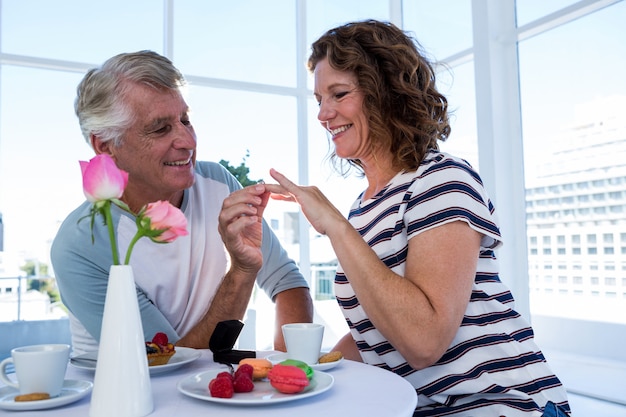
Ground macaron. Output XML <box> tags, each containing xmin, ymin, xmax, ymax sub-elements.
<box><xmin>278</xmin><ymin>359</ymin><xmax>314</xmax><ymax>380</ymax></box>
<box><xmin>238</xmin><ymin>358</ymin><xmax>273</xmax><ymax>380</ymax></box>
<box><xmin>267</xmin><ymin>364</ymin><xmax>310</xmax><ymax>394</ymax></box>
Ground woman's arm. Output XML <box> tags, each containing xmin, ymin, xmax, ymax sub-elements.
<box><xmin>328</xmin><ymin>219</ymin><xmax>480</xmax><ymax>369</ymax></box>
<box><xmin>267</xmin><ymin>168</ymin><xmax>481</xmax><ymax>369</ymax></box>
<box><xmin>332</xmin><ymin>332</ymin><xmax>362</xmax><ymax>362</ymax></box>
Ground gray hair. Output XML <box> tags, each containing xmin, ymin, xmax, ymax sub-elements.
<box><xmin>75</xmin><ymin>50</ymin><xmax>186</xmax><ymax>148</ymax></box>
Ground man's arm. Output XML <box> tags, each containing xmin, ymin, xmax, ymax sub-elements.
<box><xmin>273</xmin><ymin>287</ymin><xmax>314</xmax><ymax>351</ymax></box>
<box><xmin>177</xmin><ymin>182</ymin><xmax>314</xmax><ymax>350</ymax></box>
<box><xmin>175</xmin><ymin>276</ymin><xmax>314</xmax><ymax>350</ymax></box>
<box><xmin>175</xmin><ymin>265</ymin><xmax>258</xmax><ymax>348</ymax></box>
<box><xmin>176</xmin><ymin>183</ymin><xmax>267</xmax><ymax>348</ymax></box>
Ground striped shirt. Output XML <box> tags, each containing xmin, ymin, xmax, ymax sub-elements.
<box><xmin>335</xmin><ymin>150</ymin><xmax>570</xmax><ymax>416</ymax></box>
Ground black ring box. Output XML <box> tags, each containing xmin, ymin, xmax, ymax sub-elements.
<box><xmin>209</xmin><ymin>319</ymin><xmax>256</xmax><ymax>364</ymax></box>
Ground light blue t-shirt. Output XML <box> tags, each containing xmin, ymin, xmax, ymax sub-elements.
<box><xmin>51</xmin><ymin>161</ymin><xmax>308</xmax><ymax>354</ymax></box>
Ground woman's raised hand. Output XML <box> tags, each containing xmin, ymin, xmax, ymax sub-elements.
<box><xmin>267</xmin><ymin>168</ymin><xmax>346</xmax><ymax>236</ymax></box>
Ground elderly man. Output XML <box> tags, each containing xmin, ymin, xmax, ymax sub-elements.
<box><xmin>51</xmin><ymin>50</ymin><xmax>313</xmax><ymax>354</ymax></box>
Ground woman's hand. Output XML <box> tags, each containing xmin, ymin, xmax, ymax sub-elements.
<box><xmin>267</xmin><ymin>168</ymin><xmax>346</xmax><ymax>237</ymax></box>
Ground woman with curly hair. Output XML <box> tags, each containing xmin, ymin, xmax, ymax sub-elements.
<box><xmin>267</xmin><ymin>20</ymin><xmax>570</xmax><ymax>416</ymax></box>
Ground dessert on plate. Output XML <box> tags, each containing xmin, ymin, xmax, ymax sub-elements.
<box><xmin>278</xmin><ymin>359</ymin><xmax>314</xmax><ymax>379</ymax></box>
<box><xmin>238</xmin><ymin>358</ymin><xmax>273</xmax><ymax>380</ymax></box>
<box><xmin>318</xmin><ymin>350</ymin><xmax>343</xmax><ymax>363</ymax></box>
<box><xmin>267</xmin><ymin>364</ymin><xmax>311</xmax><ymax>394</ymax></box>
<box><xmin>145</xmin><ymin>332</ymin><xmax>176</xmax><ymax>366</ymax></box>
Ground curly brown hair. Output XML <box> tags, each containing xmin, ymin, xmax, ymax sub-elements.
<box><xmin>308</xmin><ymin>20</ymin><xmax>450</xmax><ymax>174</ymax></box>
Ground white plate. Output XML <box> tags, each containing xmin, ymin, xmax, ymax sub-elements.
<box><xmin>70</xmin><ymin>346</ymin><xmax>201</xmax><ymax>375</ymax></box>
<box><xmin>0</xmin><ymin>379</ymin><xmax>93</xmax><ymax>411</ymax></box>
<box><xmin>265</xmin><ymin>352</ymin><xmax>344</xmax><ymax>371</ymax></box>
<box><xmin>177</xmin><ymin>368</ymin><xmax>334</xmax><ymax>405</ymax></box>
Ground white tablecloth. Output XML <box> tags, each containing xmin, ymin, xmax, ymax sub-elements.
<box><xmin>6</xmin><ymin>350</ymin><xmax>417</xmax><ymax>416</ymax></box>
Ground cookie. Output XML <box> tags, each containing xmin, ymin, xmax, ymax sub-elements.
<box><xmin>318</xmin><ymin>350</ymin><xmax>343</xmax><ymax>363</ymax></box>
<box><xmin>14</xmin><ymin>392</ymin><xmax>51</xmax><ymax>402</ymax></box>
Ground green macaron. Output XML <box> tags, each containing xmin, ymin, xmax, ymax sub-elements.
<box><xmin>279</xmin><ymin>359</ymin><xmax>314</xmax><ymax>380</ymax></box>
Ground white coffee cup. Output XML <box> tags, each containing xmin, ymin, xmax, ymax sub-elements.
<box><xmin>0</xmin><ymin>344</ymin><xmax>70</xmax><ymax>397</ymax></box>
<box><xmin>282</xmin><ymin>323</ymin><xmax>324</xmax><ymax>365</ymax></box>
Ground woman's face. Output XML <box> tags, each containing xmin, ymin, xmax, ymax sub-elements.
<box><xmin>313</xmin><ymin>58</ymin><xmax>370</xmax><ymax>161</ymax></box>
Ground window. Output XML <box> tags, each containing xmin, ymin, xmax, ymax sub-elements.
<box><xmin>175</xmin><ymin>1</ymin><xmax>297</xmax><ymax>87</ymax></box>
<box><xmin>518</xmin><ymin>2</ymin><xmax>626</xmax><ymax>393</ymax></box>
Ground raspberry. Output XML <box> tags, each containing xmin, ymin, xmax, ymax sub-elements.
<box><xmin>216</xmin><ymin>371</ymin><xmax>234</xmax><ymax>382</ymax></box>
<box><xmin>208</xmin><ymin>376</ymin><xmax>234</xmax><ymax>398</ymax></box>
<box><xmin>234</xmin><ymin>363</ymin><xmax>254</xmax><ymax>379</ymax></box>
<box><xmin>151</xmin><ymin>332</ymin><xmax>169</xmax><ymax>346</ymax></box>
<box><xmin>233</xmin><ymin>373</ymin><xmax>254</xmax><ymax>393</ymax></box>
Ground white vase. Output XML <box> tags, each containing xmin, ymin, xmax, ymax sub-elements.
<box><xmin>89</xmin><ymin>265</ymin><xmax>153</xmax><ymax>417</ymax></box>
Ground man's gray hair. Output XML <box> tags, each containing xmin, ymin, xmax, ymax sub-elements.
<box><xmin>75</xmin><ymin>50</ymin><xmax>186</xmax><ymax>147</ymax></box>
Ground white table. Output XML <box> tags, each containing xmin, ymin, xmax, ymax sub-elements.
<box><xmin>5</xmin><ymin>350</ymin><xmax>417</xmax><ymax>416</ymax></box>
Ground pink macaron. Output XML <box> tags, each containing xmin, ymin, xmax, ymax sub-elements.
<box><xmin>267</xmin><ymin>364</ymin><xmax>310</xmax><ymax>394</ymax></box>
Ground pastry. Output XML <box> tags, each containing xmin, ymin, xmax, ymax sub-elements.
<box><xmin>278</xmin><ymin>359</ymin><xmax>314</xmax><ymax>379</ymax></box>
<box><xmin>267</xmin><ymin>364</ymin><xmax>310</xmax><ymax>394</ymax></box>
<box><xmin>238</xmin><ymin>358</ymin><xmax>273</xmax><ymax>379</ymax></box>
<box><xmin>319</xmin><ymin>350</ymin><xmax>343</xmax><ymax>363</ymax></box>
<box><xmin>146</xmin><ymin>332</ymin><xmax>176</xmax><ymax>366</ymax></box>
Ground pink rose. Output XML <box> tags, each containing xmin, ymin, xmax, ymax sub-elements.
<box><xmin>143</xmin><ymin>200</ymin><xmax>189</xmax><ymax>243</ymax></box>
<box><xmin>79</xmin><ymin>154</ymin><xmax>128</xmax><ymax>202</ymax></box>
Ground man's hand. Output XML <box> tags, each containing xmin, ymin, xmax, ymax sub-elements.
<box><xmin>218</xmin><ymin>183</ymin><xmax>270</xmax><ymax>273</ymax></box>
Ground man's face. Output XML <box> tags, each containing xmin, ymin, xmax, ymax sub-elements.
<box><xmin>104</xmin><ymin>82</ymin><xmax>197</xmax><ymax>208</ymax></box>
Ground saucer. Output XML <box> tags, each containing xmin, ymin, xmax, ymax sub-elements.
<box><xmin>0</xmin><ymin>379</ymin><xmax>93</xmax><ymax>411</ymax></box>
<box><xmin>265</xmin><ymin>351</ymin><xmax>344</xmax><ymax>371</ymax></box>
<box><xmin>70</xmin><ymin>346</ymin><xmax>201</xmax><ymax>375</ymax></box>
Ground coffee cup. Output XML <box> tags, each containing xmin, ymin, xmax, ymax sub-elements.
<box><xmin>0</xmin><ymin>344</ymin><xmax>70</xmax><ymax>397</ymax></box>
<box><xmin>282</xmin><ymin>323</ymin><xmax>324</xmax><ymax>365</ymax></box>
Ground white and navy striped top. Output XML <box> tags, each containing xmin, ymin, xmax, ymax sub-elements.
<box><xmin>335</xmin><ymin>150</ymin><xmax>570</xmax><ymax>416</ymax></box>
